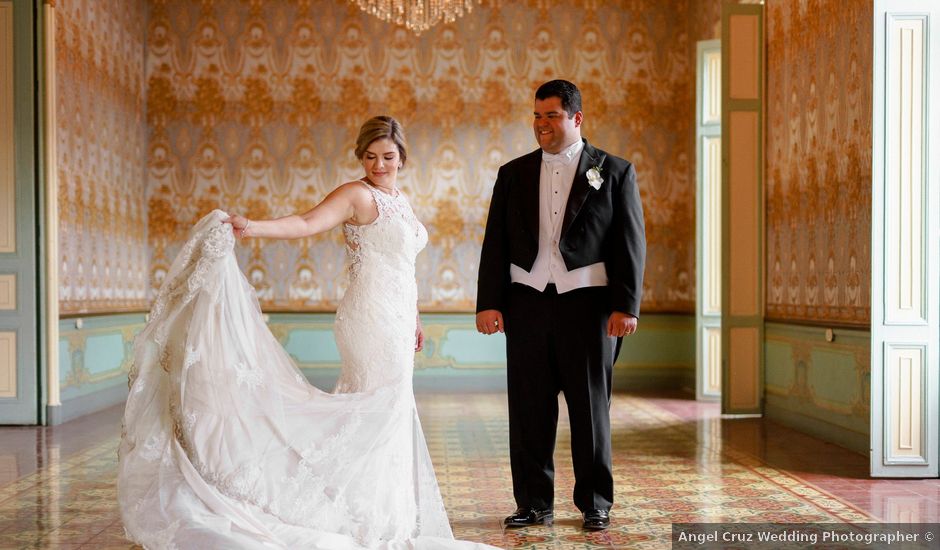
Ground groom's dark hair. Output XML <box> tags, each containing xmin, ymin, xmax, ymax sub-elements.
<box><xmin>535</xmin><ymin>79</ymin><xmax>582</xmax><ymax>118</ymax></box>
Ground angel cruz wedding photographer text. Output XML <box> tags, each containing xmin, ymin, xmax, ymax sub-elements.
<box><xmin>672</xmin><ymin>523</ymin><xmax>936</xmax><ymax>549</ymax></box>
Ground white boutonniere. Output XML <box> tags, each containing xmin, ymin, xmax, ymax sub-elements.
<box><xmin>586</xmin><ymin>165</ymin><xmax>603</xmax><ymax>190</ymax></box>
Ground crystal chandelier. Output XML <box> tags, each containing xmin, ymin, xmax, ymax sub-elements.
<box><xmin>353</xmin><ymin>0</ymin><xmax>481</xmax><ymax>34</ymax></box>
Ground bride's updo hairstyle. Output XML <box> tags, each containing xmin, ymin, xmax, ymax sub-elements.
<box><xmin>354</xmin><ymin>116</ymin><xmax>408</xmax><ymax>167</ymax></box>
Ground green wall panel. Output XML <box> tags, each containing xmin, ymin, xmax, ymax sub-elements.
<box><xmin>278</xmin><ymin>313</ymin><xmax>694</xmax><ymax>391</ymax></box>
<box><xmin>437</xmin><ymin>329</ymin><xmax>506</xmax><ymax>366</ymax></box>
<box><xmin>56</xmin><ymin>313</ymin><xmax>145</xmax><ymax>422</ymax></box>
<box><xmin>764</xmin><ymin>340</ymin><xmax>794</xmax><ymax>390</ymax></box>
<box><xmin>808</xmin><ymin>348</ymin><xmax>862</xmax><ymax>406</ymax></box>
<box><xmin>84</xmin><ymin>334</ymin><xmax>126</xmax><ymax>375</ymax></box>
<box><xmin>283</xmin><ymin>329</ymin><xmax>341</xmax><ymax>364</ymax></box>
<box><xmin>50</xmin><ymin>312</ymin><xmax>696</xmax><ymax>421</ymax></box>
<box><xmin>764</xmin><ymin>322</ymin><xmax>870</xmax><ymax>454</ymax></box>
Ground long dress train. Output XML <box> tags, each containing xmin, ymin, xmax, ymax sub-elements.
<box><xmin>118</xmin><ymin>186</ymin><xmax>497</xmax><ymax>549</ymax></box>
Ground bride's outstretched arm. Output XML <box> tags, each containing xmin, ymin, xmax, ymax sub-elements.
<box><xmin>224</xmin><ymin>183</ymin><xmax>368</xmax><ymax>240</ymax></box>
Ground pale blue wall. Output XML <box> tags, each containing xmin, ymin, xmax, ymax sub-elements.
<box><xmin>54</xmin><ymin>312</ymin><xmax>695</xmax><ymax>423</ymax></box>
<box><xmin>273</xmin><ymin>313</ymin><xmax>694</xmax><ymax>392</ymax></box>
<box><xmin>57</xmin><ymin>314</ymin><xmax>145</xmax><ymax>423</ymax></box>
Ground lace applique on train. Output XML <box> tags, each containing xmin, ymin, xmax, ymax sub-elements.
<box><xmin>117</xmin><ymin>209</ymin><xmax>489</xmax><ymax>550</ymax></box>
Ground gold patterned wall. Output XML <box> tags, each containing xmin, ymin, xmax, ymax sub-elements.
<box><xmin>765</xmin><ymin>0</ymin><xmax>872</xmax><ymax>326</ymax></box>
<box><xmin>56</xmin><ymin>0</ymin><xmax>148</xmax><ymax>315</ymax></box>
<box><xmin>690</xmin><ymin>0</ymin><xmax>721</xmax><ymax>45</ymax></box>
<box><xmin>146</xmin><ymin>0</ymin><xmax>699</xmax><ymax>312</ymax></box>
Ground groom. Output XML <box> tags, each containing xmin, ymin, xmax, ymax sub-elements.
<box><xmin>476</xmin><ymin>80</ymin><xmax>646</xmax><ymax>531</ymax></box>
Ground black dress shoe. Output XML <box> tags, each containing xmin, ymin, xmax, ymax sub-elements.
<box><xmin>582</xmin><ymin>509</ymin><xmax>610</xmax><ymax>530</ymax></box>
<box><xmin>503</xmin><ymin>507</ymin><xmax>553</xmax><ymax>527</ymax></box>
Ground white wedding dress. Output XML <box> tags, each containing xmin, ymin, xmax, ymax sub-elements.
<box><xmin>118</xmin><ymin>184</ymin><xmax>496</xmax><ymax>549</ymax></box>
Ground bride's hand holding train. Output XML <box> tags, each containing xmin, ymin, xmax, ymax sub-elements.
<box><xmin>222</xmin><ymin>181</ymin><xmax>379</xmax><ymax>240</ymax></box>
<box><xmin>224</xmin><ymin>118</ymin><xmax>405</xmax><ymax>241</ymax></box>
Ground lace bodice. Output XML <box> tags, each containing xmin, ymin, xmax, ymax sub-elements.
<box><xmin>342</xmin><ymin>181</ymin><xmax>428</xmax><ymax>284</ymax></box>
<box><xmin>334</xmin><ymin>182</ymin><xmax>428</xmax><ymax>393</ymax></box>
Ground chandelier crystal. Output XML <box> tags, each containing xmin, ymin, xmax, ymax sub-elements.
<box><xmin>353</xmin><ymin>0</ymin><xmax>481</xmax><ymax>34</ymax></box>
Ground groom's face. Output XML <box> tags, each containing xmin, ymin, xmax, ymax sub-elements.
<box><xmin>533</xmin><ymin>96</ymin><xmax>582</xmax><ymax>154</ymax></box>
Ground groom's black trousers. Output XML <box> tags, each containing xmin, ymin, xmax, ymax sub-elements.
<box><xmin>504</xmin><ymin>282</ymin><xmax>617</xmax><ymax>513</ymax></box>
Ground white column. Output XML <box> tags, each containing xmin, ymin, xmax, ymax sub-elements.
<box><xmin>44</xmin><ymin>0</ymin><xmax>59</xmax><ymax>410</ymax></box>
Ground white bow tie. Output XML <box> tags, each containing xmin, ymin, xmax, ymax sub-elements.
<box><xmin>542</xmin><ymin>150</ymin><xmax>574</xmax><ymax>165</ymax></box>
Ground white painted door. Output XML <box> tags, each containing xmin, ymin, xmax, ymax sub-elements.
<box><xmin>871</xmin><ymin>0</ymin><xmax>940</xmax><ymax>477</ymax></box>
<box><xmin>0</xmin><ymin>0</ymin><xmax>39</xmax><ymax>424</ymax></box>
<box><xmin>696</xmin><ymin>39</ymin><xmax>721</xmax><ymax>402</ymax></box>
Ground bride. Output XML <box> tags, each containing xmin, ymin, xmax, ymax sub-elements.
<box><xmin>118</xmin><ymin>116</ymin><xmax>497</xmax><ymax>549</ymax></box>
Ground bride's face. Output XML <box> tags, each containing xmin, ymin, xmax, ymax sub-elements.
<box><xmin>361</xmin><ymin>138</ymin><xmax>401</xmax><ymax>187</ymax></box>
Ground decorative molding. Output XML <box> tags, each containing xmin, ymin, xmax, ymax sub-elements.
<box><xmin>704</xmin><ymin>135</ymin><xmax>721</xmax><ymax>314</ymax></box>
<box><xmin>883</xmin><ymin>343</ymin><xmax>926</xmax><ymax>464</ymax></box>
<box><xmin>704</xmin><ymin>326</ymin><xmax>721</xmax><ymax>394</ymax></box>
<box><xmin>58</xmin><ymin>314</ymin><xmax>144</xmax><ymax>392</ymax></box>
<box><xmin>0</xmin><ymin>273</ymin><xmax>14</xmax><ymax>310</ymax></box>
<box><xmin>703</xmin><ymin>51</ymin><xmax>721</xmax><ymax>125</ymax></box>
<box><xmin>0</xmin><ymin>331</ymin><xmax>15</xmax><ymax>398</ymax></box>
<box><xmin>728</xmin><ymin>14</ymin><xmax>759</xmax><ymax>100</ymax></box>
<box><xmin>884</xmin><ymin>16</ymin><xmax>926</xmax><ymax>325</ymax></box>
<box><xmin>728</xmin><ymin>111</ymin><xmax>760</xmax><ymax>317</ymax></box>
<box><xmin>0</xmin><ymin>2</ymin><xmax>14</xmax><ymax>254</ymax></box>
<box><xmin>764</xmin><ymin>323</ymin><xmax>870</xmax><ymax>420</ymax></box>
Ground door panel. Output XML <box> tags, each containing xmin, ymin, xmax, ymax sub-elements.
<box><xmin>0</xmin><ymin>0</ymin><xmax>38</xmax><ymax>424</ymax></box>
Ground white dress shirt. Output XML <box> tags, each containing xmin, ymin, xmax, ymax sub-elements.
<box><xmin>510</xmin><ymin>140</ymin><xmax>608</xmax><ymax>293</ymax></box>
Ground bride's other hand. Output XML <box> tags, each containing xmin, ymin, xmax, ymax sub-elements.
<box><xmin>415</xmin><ymin>314</ymin><xmax>424</xmax><ymax>352</ymax></box>
<box><xmin>223</xmin><ymin>215</ymin><xmax>251</xmax><ymax>239</ymax></box>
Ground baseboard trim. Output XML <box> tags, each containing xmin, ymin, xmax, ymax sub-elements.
<box><xmin>55</xmin><ymin>383</ymin><xmax>129</xmax><ymax>425</ymax></box>
<box><xmin>615</xmin><ymin>365</ymin><xmax>695</xmax><ymax>392</ymax></box>
<box><xmin>764</xmin><ymin>401</ymin><xmax>868</xmax><ymax>456</ymax></box>
<box><xmin>304</xmin><ymin>365</ymin><xmax>693</xmax><ymax>394</ymax></box>
<box><xmin>45</xmin><ymin>404</ymin><xmax>61</xmax><ymax>426</ymax></box>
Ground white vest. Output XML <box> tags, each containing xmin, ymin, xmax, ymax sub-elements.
<box><xmin>510</xmin><ymin>140</ymin><xmax>608</xmax><ymax>293</ymax></box>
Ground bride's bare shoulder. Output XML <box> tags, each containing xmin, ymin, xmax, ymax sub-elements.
<box><xmin>335</xmin><ymin>179</ymin><xmax>368</xmax><ymax>191</ymax></box>
<box><xmin>331</xmin><ymin>180</ymin><xmax>371</xmax><ymax>200</ymax></box>
<box><xmin>340</xmin><ymin>179</ymin><xmax>373</xmax><ymax>190</ymax></box>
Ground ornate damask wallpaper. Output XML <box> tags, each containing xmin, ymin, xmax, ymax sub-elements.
<box><xmin>690</xmin><ymin>0</ymin><xmax>721</xmax><ymax>45</ymax></box>
<box><xmin>765</xmin><ymin>0</ymin><xmax>872</xmax><ymax>326</ymax></box>
<box><xmin>146</xmin><ymin>0</ymin><xmax>701</xmax><ymax>312</ymax></box>
<box><xmin>56</xmin><ymin>0</ymin><xmax>149</xmax><ymax>315</ymax></box>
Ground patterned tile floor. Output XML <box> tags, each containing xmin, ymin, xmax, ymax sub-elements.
<box><xmin>0</xmin><ymin>392</ymin><xmax>938</xmax><ymax>549</ymax></box>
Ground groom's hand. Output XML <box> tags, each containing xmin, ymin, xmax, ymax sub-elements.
<box><xmin>476</xmin><ymin>310</ymin><xmax>504</xmax><ymax>335</ymax></box>
<box><xmin>608</xmin><ymin>312</ymin><xmax>637</xmax><ymax>337</ymax></box>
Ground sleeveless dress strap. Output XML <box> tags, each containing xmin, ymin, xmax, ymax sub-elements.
<box><xmin>358</xmin><ymin>179</ymin><xmax>395</xmax><ymax>220</ymax></box>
